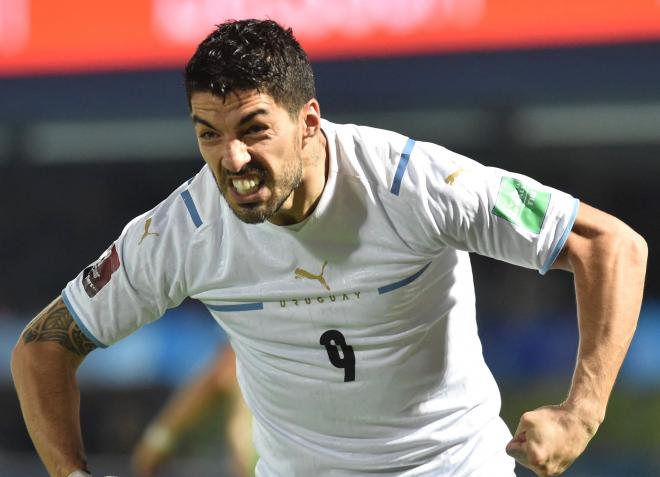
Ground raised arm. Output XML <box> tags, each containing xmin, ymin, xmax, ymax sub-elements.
<box><xmin>11</xmin><ymin>296</ymin><xmax>97</xmax><ymax>477</ymax></box>
<box><xmin>506</xmin><ymin>202</ymin><xmax>647</xmax><ymax>476</ymax></box>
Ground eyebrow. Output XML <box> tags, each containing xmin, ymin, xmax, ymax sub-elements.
<box><xmin>238</xmin><ymin>108</ymin><xmax>268</xmax><ymax>126</ymax></box>
<box><xmin>191</xmin><ymin>115</ymin><xmax>217</xmax><ymax>130</ymax></box>
<box><xmin>191</xmin><ymin>108</ymin><xmax>269</xmax><ymax>130</ymax></box>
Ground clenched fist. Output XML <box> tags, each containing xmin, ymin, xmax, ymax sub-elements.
<box><xmin>505</xmin><ymin>404</ymin><xmax>600</xmax><ymax>476</ymax></box>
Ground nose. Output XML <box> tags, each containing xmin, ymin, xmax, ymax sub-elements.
<box><xmin>221</xmin><ymin>139</ymin><xmax>250</xmax><ymax>173</ymax></box>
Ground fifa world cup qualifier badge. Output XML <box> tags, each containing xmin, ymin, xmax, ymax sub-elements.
<box><xmin>492</xmin><ymin>177</ymin><xmax>551</xmax><ymax>234</ymax></box>
<box><xmin>82</xmin><ymin>244</ymin><xmax>120</xmax><ymax>298</ymax></box>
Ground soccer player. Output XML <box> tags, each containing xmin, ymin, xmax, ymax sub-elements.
<box><xmin>12</xmin><ymin>19</ymin><xmax>646</xmax><ymax>477</ymax></box>
<box><xmin>131</xmin><ymin>346</ymin><xmax>255</xmax><ymax>477</ymax></box>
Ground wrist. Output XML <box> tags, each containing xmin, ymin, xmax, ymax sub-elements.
<box><xmin>67</xmin><ymin>471</ymin><xmax>92</xmax><ymax>477</ymax></box>
<box><xmin>142</xmin><ymin>424</ymin><xmax>175</xmax><ymax>453</ymax></box>
<box><xmin>66</xmin><ymin>471</ymin><xmax>120</xmax><ymax>477</ymax></box>
<box><xmin>561</xmin><ymin>398</ymin><xmax>604</xmax><ymax>436</ymax></box>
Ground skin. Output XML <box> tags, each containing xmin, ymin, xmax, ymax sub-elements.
<box><xmin>131</xmin><ymin>347</ymin><xmax>254</xmax><ymax>477</ymax></box>
<box><xmin>190</xmin><ymin>90</ymin><xmax>328</xmax><ymax>226</ymax></box>
<box><xmin>506</xmin><ymin>203</ymin><xmax>647</xmax><ymax>476</ymax></box>
<box><xmin>11</xmin><ymin>91</ymin><xmax>647</xmax><ymax>477</ymax></box>
<box><xmin>11</xmin><ymin>297</ymin><xmax>95</xmax><ymax>477</ymax></box>
<box><xmin>11</xmin><ymin>91</ymin><xmax>330</xmax><ymax>477</ymax></box>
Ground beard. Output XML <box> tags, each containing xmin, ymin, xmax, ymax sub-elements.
<box><xmin>216</xmin><ymin>153</ymin><xmax>303</xmax><ymax>224</ymax></box>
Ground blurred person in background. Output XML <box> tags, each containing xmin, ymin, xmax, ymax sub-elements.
<box><xmin>132</xmin><ymin>346</ymin><xmax>255</xmax><ymax>477</ymax></box>
<box><xmin>11</xmin><ymin>18</ymin><xmax>647</xmax><ymax>477</ymax></box>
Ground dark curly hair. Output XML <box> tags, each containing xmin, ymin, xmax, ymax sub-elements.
<box><xmin>185</xmin><ymin>19</ymin><xmax>316</xmax><ymax>116</ymax></box>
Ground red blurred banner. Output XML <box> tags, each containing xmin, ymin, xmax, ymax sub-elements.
<box><xmin>1</xmin><ymin>0</ymin><xmax>660</xmax><ymax>75</ymax></box>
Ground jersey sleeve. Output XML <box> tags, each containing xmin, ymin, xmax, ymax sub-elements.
<box><xmin>395</xmin><ymin>140</ymin><xmax>579</xmax><ymax>273</ymax></box>
<box><xmin>61</xmin><ymin>183</ymin><xmax>197</xmax><ymax>347</ymax></box>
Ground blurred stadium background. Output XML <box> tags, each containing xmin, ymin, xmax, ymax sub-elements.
<box><xmin>1</xmin><ymin>1</ymin><xmax>659</xmax><ymax>475</ymax></box>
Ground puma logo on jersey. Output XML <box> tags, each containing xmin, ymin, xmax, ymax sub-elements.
<box><xmin>295</xmin><ymin>261</ymin><xmax>331</xmax><ymax>290</ymax></box>
<box><xmin>139</xmin><ymin>217</ymin><xmax>160</xmax><ymax>245</ymax></box>
<box><xmin>445</xmin><ymin>168</ymin><xmax>464</xmax><ymax>186</ymax></box>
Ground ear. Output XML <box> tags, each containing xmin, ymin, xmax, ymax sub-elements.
<box><xmin>300</xmin><ymin>99</ymin><xmax>322</xmax><ymax>143</ymax></box>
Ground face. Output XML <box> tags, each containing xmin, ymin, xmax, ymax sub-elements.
<box><xmin>190</xmin><ymin>90</ymin><xmax>305</xmax><ymax>224</ymax></box>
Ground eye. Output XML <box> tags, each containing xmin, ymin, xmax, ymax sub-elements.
<box><xmin>244</xmin><ymin>124</ymin><xmax>267</xmax><ymax>135</ymax></box>
<box><xmin>198</xmin><ymin>130</ymin><xmax>219</xmax><ymax>140</ymax></box>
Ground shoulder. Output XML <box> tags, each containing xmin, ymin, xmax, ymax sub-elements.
<box><xmin>322</xmin><ymin>118</ymin><xmax>468</xmax><ymax>196</ymax></box>
<box><xmin>324</xmin><ymin>119</ymin><xmax>409</xmax><ymax>169</ymax></box>
<box><xmin>322</xmin><ymin>119</ymin><xmax>411</xmax><ymax>190</ymax></box>
<box><xmin>171</xmin><ymin>165</ymin><xmax>220</xmax><ymax>231</ymax></box>
<box><xmin>121</xmin><ymin>165</ymin><xmax>220</xmax><ymax>253</ymax></box>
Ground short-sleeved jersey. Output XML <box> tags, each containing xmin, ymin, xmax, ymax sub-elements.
<box><xmin>63</xmin><ymin>119</ymin><xmax>578</xmax><ymax>476</ymax></box>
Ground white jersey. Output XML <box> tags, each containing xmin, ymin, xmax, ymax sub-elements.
<box><xmin>63</xmin><ymin>119</ymin><xmax>578</xmax><ymax>476</ymax></box>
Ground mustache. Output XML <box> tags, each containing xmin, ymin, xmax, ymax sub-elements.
<box><xmin>222</xmin><ymin>165</ymin><xmax>266</xmax><ymax>178</ymax></box>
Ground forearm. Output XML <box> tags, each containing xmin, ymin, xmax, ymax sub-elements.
<box><xmin>11</xmin><ymin>296</ymin><xmax>97</xmax><ymax>477</ymax></box>
<box><xmin>562</xmin><ymin>209</ymin><xmax>647</xmax><ymax>426</ymax></box>
<box><xmin>142</xmin><ymin>358</ymin><xmax>227</xmax><ymax>450</ymax></box>
<box><xmin>12</xmin><ymin>340</ymin><xmax>88</xmax><ymax>477</ymax></box>
<box><xmin>507</xmin><ymin>205</ymin><xmax>647</xmax><ymax>476</ymax></box>
<box><xmin>134</xmin><ymin>348</ymin><xmax>243</xmax><ymax>477</ymax></box>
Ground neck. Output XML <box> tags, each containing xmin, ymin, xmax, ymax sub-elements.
<box><xmin>270</xmin><ymin>131</ymin><xmax>328</xmax><ymax>226</ymax></box>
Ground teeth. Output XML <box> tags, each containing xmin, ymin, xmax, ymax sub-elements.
<box><xmin>232</xmin><ymin>178</ymin><xmax>260</xmax><ymax>194</ymax></box>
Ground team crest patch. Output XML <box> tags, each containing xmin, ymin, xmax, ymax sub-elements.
<box><xmin>492</xmin><ymin>177</ymin><xmax>550</xmax><ymax>234</ymax></box>
<box><xmin>82</xmin><ymin>244</ymin><xmax>120</xmax><ymax>298</ymax></box>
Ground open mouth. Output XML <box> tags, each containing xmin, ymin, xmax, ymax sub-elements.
<box><xmin>232</xmin><ymin>177</ymin><xmax>263</xmax><ymax>195</ymax></box>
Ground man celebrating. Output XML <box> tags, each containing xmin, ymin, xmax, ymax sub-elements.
<box><xmin>12</xmin><ymin>19</ymin><xmax>646</xmax><ymax>477</ymax></box>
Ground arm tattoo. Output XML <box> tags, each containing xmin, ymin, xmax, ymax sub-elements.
<box><xmin>23</xmin><ymin>297</ymin><xmax>97</xmax><ymax>356</ymax></box>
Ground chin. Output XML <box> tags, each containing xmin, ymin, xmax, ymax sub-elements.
<box><xmin>221</xmin><ymin>185</ymin><xmax>291</xmax><ymax>225</ymax></box>
<box><xmin>229</xmin><ymin>203</ymin><xmax>273</xmax><ymax>224</ymax></box>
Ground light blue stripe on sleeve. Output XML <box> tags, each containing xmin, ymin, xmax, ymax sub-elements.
<box><xmin>540</xmin><ymin>199</ymin><xmax>580</xmax><ymax>275</ymax></box>
<box><xmin>390</xmin><ymin>138</ymin><xmax>416</xmax><ymax>196</ymax></box>
<box><xmin>207</xmin><ymin>302</ymin><xmax>264</xmax><ymax>312</ymax></box>
<box><xmin>378</xmin><ymin>263</ymin><xmax>431</xmax><ymax>294</ymax></box>
<box><xmin>180</xmin><ymin>189</ymin><xmax>203</xmax><ymax>228</ymax></box>
<box><xmin>60</xmin><ymin>289</ymin><xmax>108</xmax><ymax>349</ymax></box>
